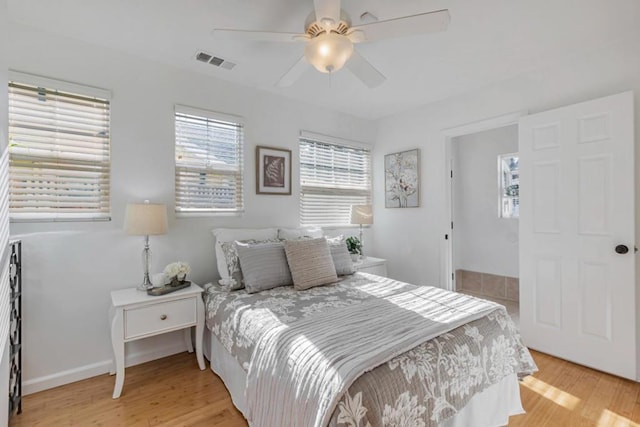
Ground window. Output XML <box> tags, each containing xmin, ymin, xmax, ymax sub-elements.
<box><xmin>8</xmin><ymin>73</ymin><xmax>111</xmax><ymax>221</ymax></box>
<box><xmin>174</xmin><ymin>105</ymin><xmax>244</xmax><ymax>215</ymax></box>
<box><xmin>299</xmin><ymin>132</ymin><xmax>371</xmax><ymax>226</ymax></box>
<box><xmin>499</xmin><ymin>153</ymin><xmax>519</xmax><ymax>218</ymax></box>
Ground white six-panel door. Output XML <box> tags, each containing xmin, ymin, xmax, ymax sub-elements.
<box><xmin>519</xmin><ymin>91</ymin><xmax>636</xmax><ymax>380</ymax></box>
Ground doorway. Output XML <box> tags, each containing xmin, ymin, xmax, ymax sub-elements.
<box><xmin>450</xmin><ymin>125</ymin><xmax>520</xmax><ymax>323</ymax></box>
<box><xmin>441</xmin><ymin>112</ymin><xmax>527</xmax><ymax>324</ymax></box>
<box><xmin>442</xmin><ymin>93</ymin><xmax>636</xmax><ymax>380</ymax></box>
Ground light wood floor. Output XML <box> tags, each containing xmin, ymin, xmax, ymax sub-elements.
<box><xmin>9</xmin><ymin>350</ymin><xmax>640</xmax><ymax>426</ymax></box>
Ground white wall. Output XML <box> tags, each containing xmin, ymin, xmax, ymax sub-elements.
<box><xmin>7</xmin><ymin>21</ymin><xmax>377</xmax><ymax>394</ymax></box>
<box><xmin>452</xmin><ymin>125</ymin><xmax>519</xmax><ymax>278</ymax></box>
<box><xmin>372</xmin><ymin>32</ymin><xmax>640</xmax><ymax>287</ymax></box>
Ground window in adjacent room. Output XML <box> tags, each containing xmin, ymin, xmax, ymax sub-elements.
<box><xmin>174</xmin><ymin>105</ymin><xmax>244</xmax><ymax>215</ymax></box>
<box><xmin>299</xmin><ymin>131</ymin><xmax>371</xmax><ymax>226</ymax></box>
<box><xmin>8</xmin><ymin>73</ymin><xmax>111</xmax><ymax>221</ymax></box>
<box><xmin>499</xmin><ymin>153</ymin><xmax>519</xmax><ymax>218</ymax></box>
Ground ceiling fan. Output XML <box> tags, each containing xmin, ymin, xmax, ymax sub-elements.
<box><xmin>212</xmin><ymin>0</ymin><xmax>450</xmax><ymax>88</ymax></box>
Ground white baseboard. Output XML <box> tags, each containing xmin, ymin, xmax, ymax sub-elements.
<box><xmin>23</xmin><ymin>342</ymin><xmax>188</xmax><ymax>395</ymax></box>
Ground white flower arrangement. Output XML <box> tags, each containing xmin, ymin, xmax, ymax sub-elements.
<box><xmin>163</xmin><ymin>261</ymin><xmax>191</xmax><ymax>280</ymax></box>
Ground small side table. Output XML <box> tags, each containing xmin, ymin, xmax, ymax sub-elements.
<box><xmin>354</xmin><ymin>256</ymin><xmax>388</xmax><ymax>277</ymax></box>
<box><xmin>109</xmin><ymin>283</ymin><xmax>205</xmax><ymax>399</ymax></box>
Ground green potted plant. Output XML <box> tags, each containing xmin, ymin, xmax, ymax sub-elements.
<box><xmin>345</xmin><ymin>236</ymin><xmax>361</xmax><ymax>262</ymax></box>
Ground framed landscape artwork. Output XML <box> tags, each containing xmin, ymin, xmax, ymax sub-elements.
<box><xmin>256</xmin><ymin>145</ymin><xmax>291</xmax><ymax>195</ymax></box>
<box><xmin>384</xmin><ymin>148</ymin><xmax>420</xmax><ymax>208</ymax></box>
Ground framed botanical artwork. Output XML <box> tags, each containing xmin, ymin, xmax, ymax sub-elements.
<box><xmin>256</xmin><ymin>145</ymin><xmax>292</xmax><ymax>195</ymax></box>
<box><xmin>384</xmin><ymin>148</ymin><xmax>420</xmax><ymax>208</ymax></box>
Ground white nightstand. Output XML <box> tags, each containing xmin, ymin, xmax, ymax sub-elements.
<box><xmin>354</xmin><ymin>256</ymin><xmax>388</xmax><ymax>277</ymax></box>
<box><xmin>109</xmin><ymin>283</ymin><xmax>205</xmax><ymax>399</ymax></box>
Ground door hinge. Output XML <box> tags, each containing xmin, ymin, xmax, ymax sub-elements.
<box><xmin>445</xmin><ymin>234</ymin><xmax>449</xmax><ymax>240</ymax></box>
<box><xmin>452</xmin><ymin>273</ymin><xmax>455</xmax><ymax>281</ymax></box>
<box><xmin>450</xmin><ymin>170</ymin><xmax>453</xmax><ymax>178</ymax></box>
<box><xmin>451</xmin><ymin>221</ymin><xmax>454</xmax><ymax>230</ymax></box>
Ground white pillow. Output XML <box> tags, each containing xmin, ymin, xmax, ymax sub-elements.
<box><xmin>278</xmin><ymin>227</ymin><xmax>323</xmax><ymax>240</ymax></box>
<box><xmin>212</xmin><ymin>228</ymin><xmax>278</xmax><ymax>280</ymax></box>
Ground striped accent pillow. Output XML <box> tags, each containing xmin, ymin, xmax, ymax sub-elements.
<box><xmin>284</xmin><ymin>238</ymin><xmax>338</xmax><ymax>291</ymax></box>
<box><xmin>236</xmin><ymin>241</ymin><xmax>293</xmax><ymax>294</ymax></box>
<box><xmin>327</xmin><ymin>236</ymin><xmax>355</xmax><ymax>276</ymax></box>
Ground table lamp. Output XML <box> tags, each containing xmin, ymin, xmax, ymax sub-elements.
<box><xmin>350</xmin><ymin>204</ymin><xmax>373</xmax><ymax>259</ymax></box>
<box><xmin>124</xmin><ymin>201</ymin><xmax>168</xmax><ymax>291</ymax></box>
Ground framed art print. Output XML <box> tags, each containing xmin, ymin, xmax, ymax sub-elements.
<box><xmin>256</xmin><ymin>145</ymin><xmax>292</xmax><ymax>195</ymax></box>
<box><xmin>385</xmin><ymin>148</ymin><xmax>420</xmax><ymax>208</ymax></box>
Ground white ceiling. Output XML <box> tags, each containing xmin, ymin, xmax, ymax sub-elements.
<box><xmin>8</xmin><ymin>0</ymin><xmax>640</xmax><ymax>120</ymax></box>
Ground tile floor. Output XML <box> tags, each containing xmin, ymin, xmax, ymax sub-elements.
<box><xmin>456</xmin><ymin>270</ymin><xmax>519</xmax><ymax>302</ymax></box>
<box><xmin>459</xmin><ymin>289</ymin><xmax>520</xmax><ymax>326</ymax></box>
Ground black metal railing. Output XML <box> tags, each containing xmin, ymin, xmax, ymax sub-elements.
<box><xmin>9</xmin><ymin>240</ymin><xmax>22</xmax><ymax>418</ymax></box>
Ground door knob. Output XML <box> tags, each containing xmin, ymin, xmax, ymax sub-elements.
<box><xmin>615</xmin><ymin>244</ymin><xmax>629</xmax><ymax>254</ymax></box>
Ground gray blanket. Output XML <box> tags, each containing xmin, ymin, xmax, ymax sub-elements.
<box><xmin>203</xmin><ymin>273</ymin><xmax>536</xmax><ymax>426</ymax></box>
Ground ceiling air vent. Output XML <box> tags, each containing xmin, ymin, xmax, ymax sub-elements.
<box><xmin>196</xmin><ymin>52</ymin><xmax>212</xmax><ymax>63</ymax></box>
<box><xmin>195</xmin><ymin>51</ymin><xmax>236</xmax><ymax>70</ymax></box>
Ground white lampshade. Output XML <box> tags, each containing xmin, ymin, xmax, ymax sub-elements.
<box><xmin>350</xmin><ymin>205</ymin><xmax>373</xmax><ymax>225</ymax></box>
<box><xmin>304</xmin><ymin>32</ymin><xmax>354</xmax><ymax>74</ymax></box>
<box><xmin>124</xmin><ymin>202</ymin><xmax>168</xmax><ymax>236</ymax></box>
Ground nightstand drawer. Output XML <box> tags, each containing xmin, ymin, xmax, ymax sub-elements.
<box><xmin>124</xmin><ymin>297</ymin><xmax>196</xmax><ymax>340</ymax></box>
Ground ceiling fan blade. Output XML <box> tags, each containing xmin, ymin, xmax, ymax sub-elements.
<box><xmin>345</xmin><ymin>50</ymin><xmax>386</xmax><ymax>88</ymax></box>
<box><xmin>314</xmin><ymin>0</ymin><xmax>341</xmax><ymax>27</ymax></box>
<box><xmin>212</xmin><ymin>29</ymin><xmax>308</xmax><ymax>43</ymax></box>
<box><xmin>276</xmin><ymin>56</ymin><xmax>311</xmax><ymax>87</ymax></box>
<box><xmin>349</xmin><ymin>9</ymin><xmax>450</xmax><ymax>43</ymax></box>
<box><xmin>346</xmin><ymin>29</ymin><xmax>366</xmax><ymax>44</ymax></box>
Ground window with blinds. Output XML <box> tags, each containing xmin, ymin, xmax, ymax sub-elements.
<box><xmin>8</xmin><ymin>77</ymin><xmax>111</xmax><ymax>221</ymax></box>
<box><xmin>299</xmin><ymin>133</ymin><xmax>371</xmax><ymax>226</ymax></box>
<box><xmin>174</xmin><ymin>106</ymin><xmax>244</xmax><ymax>215</ymax></box>
<box><xmin>499</xmin><ymin>153</ymin><xmax>519</xmax><ymax>219</ymax></box>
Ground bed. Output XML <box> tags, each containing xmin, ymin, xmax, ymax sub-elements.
<box><xmin>202</xmin><ymin>270</ymin><xmax>536</xmax><ymax>427</ymax></box>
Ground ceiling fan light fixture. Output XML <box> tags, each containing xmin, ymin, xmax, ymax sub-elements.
<box><xmin>321</xmin><ymin>18</ymin><xmax>335</xmax><ymax>27</ymax></box>
<box><xmin>304</xmin><ymin>32</ymin><xmax>353</xmax><ymax>73</ymax></box>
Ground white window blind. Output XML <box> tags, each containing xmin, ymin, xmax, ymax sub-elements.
<box><xmin>8</xmin><ymin>79</ymin><xmax>111</xmax><ymax>221</ymax></box>
<box><xmin>300</xmin><ymin>134</ymin><xmax>371</xmax><ymax>226</ymax></box>
<box><xmin>0</xmin><ymin>147</ymin><xmax>10</xmax><ymax>351</ymax></box>
<box><xmin>175</xmin><ymin>106</ymin><xmax>244</xmax><ymax>215</ymax></box>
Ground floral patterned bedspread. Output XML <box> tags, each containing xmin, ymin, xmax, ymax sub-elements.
<box><xmin>203</xmin><ymin>273</ymin><xmax>536</xmax><ymax>426</ymax></box>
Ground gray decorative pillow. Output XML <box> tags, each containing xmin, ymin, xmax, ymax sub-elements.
<box><xmin>236</xmin><ymin>241</ymin><xmax>293</xmax><ymax>294</ymax></box>
<box><xmin>284</xmin><ymin>238</ymin><xmax>338</xmax><ymax>291</ymax></box>
<box><xmin>219</xmin><ymin>238</ymin><xmax>281</xmax><ymax>290</ymax></box>
<box><xmin>326</xmin><ymin>235</ymin><xmax>355</xmax><ymax>276</ymax></box>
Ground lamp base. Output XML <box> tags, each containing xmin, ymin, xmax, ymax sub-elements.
<box><xmin>137</xmin><ymin>235</ymin><xmax>153</xmax><ymax>292</ymax></box>
<box><xmin>137</xmin><ymin>269</ymin><xmax>153</xmax><ymax>291</ymax></box>
<box><xmin>137</xmin><ymin>282</ymin><xmax>153</xmax><ymax>292</ymax></box>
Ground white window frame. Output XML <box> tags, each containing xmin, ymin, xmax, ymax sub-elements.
<box><xmin>299</xmin><ymin>130</ymin><xmax>372</xmax><ymax>227</ymax></box>
<box><xmin>174</xmin><ymin>105</ymin><xmax>244</xmax><ymax>217</ymax></box>
<box><xmin>498</xmin><ymin>152</ymin><xmax>519</xmax><ymax>219</ymax></box>
<box><xmin>8</xmin><ymin>71</ymin><xmax>111</xmax><ymax>222</ymax></box>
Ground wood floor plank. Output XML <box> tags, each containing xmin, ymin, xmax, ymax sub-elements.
<box><xmin>9</xmin><ymin>350</ymin><xmax>640</xmax><ymax>426</ymax></box>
